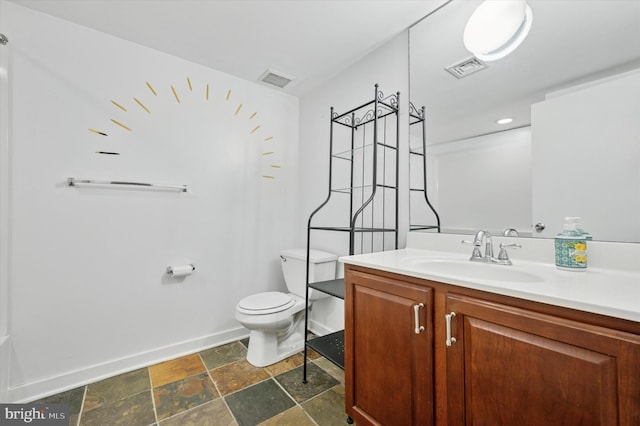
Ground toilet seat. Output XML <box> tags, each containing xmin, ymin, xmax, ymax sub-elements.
<box><xmin>237</xmin><ymin>292</ymin><xmax>295</xmax><ymax>315</ymax></box>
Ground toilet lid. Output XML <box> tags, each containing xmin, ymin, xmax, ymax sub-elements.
<box><xmin>237</xmin><ymin>292</ymin><xmax>295</xmax><ymax>314</ymax></box>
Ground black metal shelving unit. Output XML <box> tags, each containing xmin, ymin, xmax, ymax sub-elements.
<box><xmin>306</xmin><ymin>279</ymin><xmax>346</xmax><ymax>368</ymax></box>
<box><xmin>303</xmin><ymin>84</ymin><xmax>400</xmax><ymax>382</ymax></box>
<box><xmin>409</xmin><ymin>102</ymin><xmax>440</xmax><ymax>232</ymax></box>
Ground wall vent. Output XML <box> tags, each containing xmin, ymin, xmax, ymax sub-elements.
<box><xmin>445</xmin><ymin>56</ymin><xmax>488</xmax><ymax>79</ymax></box>
<box><xmin>259</xmin><ymin>69</ymin><xmax>295</xmax><ymax>88</ymax></box>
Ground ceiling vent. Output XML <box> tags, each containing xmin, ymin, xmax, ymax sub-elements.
<box><xmin>445</xmin><ymin>56</ymin><xmax>488</xmax><ymax>79</ymax></box>
<box><xmin>259</xmin><ymin>69</ymin><xmax>295</xmax><ymax>88</ymax></box>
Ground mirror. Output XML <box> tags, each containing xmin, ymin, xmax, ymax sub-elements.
<box><xmin>409</xmin><ymin>0</ymin><xmax>640</xmax><ymax>242</ymax></box>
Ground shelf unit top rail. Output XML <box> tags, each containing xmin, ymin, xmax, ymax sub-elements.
<box><xmin>332</xmin><ymin>92</ymin><xmax>398</xmax><ymax>121</ymax></box>
<box><xmin>333</xmin><ymin>108</ymin><xmax>398</xmax><ymax>129</ymax></box>
<box><xmin>331</xmin><ymin>88</ymin><xmax>399</xmax><ymax>129</ymax></box>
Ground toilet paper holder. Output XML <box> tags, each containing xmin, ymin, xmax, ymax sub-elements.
<box><xmin>166</xmin><ymin>264</ymin><xmax>196</xmax><ymax>275</ymax></box>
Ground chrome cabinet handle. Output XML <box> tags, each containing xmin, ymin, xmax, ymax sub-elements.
<box><xmin>413</xmin><ymin>303</ymin><xmax>425</xmax><ymax>334</ymax></box>
<box><xmin>445</xmin><ymin>312</ymin><xmax>457</xmax><ymax>346</ymax></box>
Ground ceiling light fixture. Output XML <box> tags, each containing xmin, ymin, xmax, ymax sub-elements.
<box><xmin>463</xmin><ymin>0</ymin><xmax>533</xmax><ymax>62</ymax></box>
<box><xmin>496</xmin><ymin>117</ymin><xmax>513</xmax><ymax>125</ymax></box>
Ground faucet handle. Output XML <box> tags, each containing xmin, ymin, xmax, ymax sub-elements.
<box><xmin>498</xmin><ymin>243</ymin><xmax>521</xmax><ymax>263</ymax></box>
<box><xmin>462</xmin><ymin>239</ymin><xmax>482</xmax><ymax>259</ymax></box>
<box><xmin>500</xmin><ymin>243</ymin><xmax>522</xmax><ymax>249</ymax></box>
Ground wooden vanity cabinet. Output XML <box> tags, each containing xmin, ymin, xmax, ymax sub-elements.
<box><xmin>445</xmin><ymin>293</ymin><xmax>640</xmax><ymax>426</ymax></box>
<box><xmin>344</xmin><ymin>264</ymin><xmax>640</xmax><ymax>426</ymax></box>
<box><xmin>344</xmin><ymin>268</ymin><xmax>435</xmax><ymax>426</ymax></box>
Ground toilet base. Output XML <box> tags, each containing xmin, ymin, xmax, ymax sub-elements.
<box><xmin>245</xmin><ymin>312</ymin><xmax>305</xmax><ymax>367</ymax></box>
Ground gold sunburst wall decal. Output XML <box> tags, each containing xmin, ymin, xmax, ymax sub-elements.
<box><xmin>88</xmin><ymin>77</ymin><xmax>281</xmax><ymax>180</ymax></box>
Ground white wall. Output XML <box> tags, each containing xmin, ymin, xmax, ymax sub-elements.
<box><xmin>2</xmin><ymin>2</ymin><xmax>299</xmax><ymax>402</ymax></box>
<box><xmin>531</xmin><ymin>68</ymin><xmax>640</xmax><ymax>242</ymax></box>
<box><xmin>0</xmin><ymin>2</ymin><xmax>11</xmax><ymax>403</ymax></box>
<box><xmin>421</xmin><ymin>127</ymin><xmax>533</xmax><ymax>236</ymax></box>
<box><xmin>298</xmin><ymin>32</ymin><xmax>410</xmax><ymax>333</ymax></box>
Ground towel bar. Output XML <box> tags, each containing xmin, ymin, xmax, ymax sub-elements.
<box><xmin>67</xmin><ymin>177</ymin><xmax>187</xmax><ymax>192</ymax></box>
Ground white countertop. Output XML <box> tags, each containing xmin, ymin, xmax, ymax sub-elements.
<box><xmin>339</xmin><ymin>233</ymin><xmax>640</xmax><ymax>323</ymax></box>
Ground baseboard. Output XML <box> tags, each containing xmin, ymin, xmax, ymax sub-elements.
<box><xmin>8</xmin><ymin>327</ymin><xmax>249</xmax><ymax>403</ymax></box>
<box><xmin>308</xmin><ymin>319</ymin><xmax>337</xmax><ymax>337</ymax></box>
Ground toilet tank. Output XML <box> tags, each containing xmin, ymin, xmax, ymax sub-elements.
<box><xmin>280</xmin><ymin>248</ymin><xmax>337</xmax><ymax>298</ymax></box>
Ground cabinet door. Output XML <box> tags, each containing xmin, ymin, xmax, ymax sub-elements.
<box><xmin>445</xmin><ymin>294</ymin><xmax>640</xmax><ymax>426</ymax></box>
<box><xmin>345</xmin><ymin>269</ymin><xmax>434</xmax><ymax>426</ymax></box>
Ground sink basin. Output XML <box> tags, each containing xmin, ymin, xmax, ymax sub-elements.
<box><xmin>402</xmin><ymin>258</ymin><xmax>543</xmax><ymax>283</ymax></box>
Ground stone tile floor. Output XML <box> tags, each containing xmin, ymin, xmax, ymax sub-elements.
<box><xmin>33</xmin><ymin>339</ymin><xmax>350</xmax><ymax>426</ymax></box>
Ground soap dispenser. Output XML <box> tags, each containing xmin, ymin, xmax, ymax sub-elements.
<box><xmin>555</xmin><ymin>217</ymin><xmax>587</xmax><ymax>271</ymax></box>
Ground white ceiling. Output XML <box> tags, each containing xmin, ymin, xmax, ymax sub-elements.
<box><xmin>7</xmin><ymin>0</ymin><xmax>448</xmax><ymax>96</ymax></box>
<box><xmin>410</xmin><ymin>0</ymin><xmax>640</xmax><ymax>144</ymax></box>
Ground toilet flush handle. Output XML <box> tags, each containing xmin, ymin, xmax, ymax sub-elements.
<box><xmin>280</xmin><ymin>255</ymin><xmax>286</xmax><ymax>262</ymax></box>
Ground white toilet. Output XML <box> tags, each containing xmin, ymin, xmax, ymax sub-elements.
<box><xmin>235</xmin><ymin>248</ymin><xmax>338</xmax><ymax>367</ymax></box>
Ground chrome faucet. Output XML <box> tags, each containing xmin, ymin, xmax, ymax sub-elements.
<box><xmin>463</xmin><ymin>230</ymin><xmax>493</xmax><ymax>262</ymax></box>
<box><xmin>463</xmin><ymin>230</ymin><xmax>521</xmax><ymax>265</ymax></box>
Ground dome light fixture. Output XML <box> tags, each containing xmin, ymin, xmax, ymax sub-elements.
<box><xmin>463</xmin><ymin>0</ymin><xmax>533</xmax><ymax>62</ymax></box>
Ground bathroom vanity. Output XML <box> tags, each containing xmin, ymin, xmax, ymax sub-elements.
<box><xmin>341</xmin><ymin>233</ymin><xmax>640</xmax><ymax>426</ymax></box>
